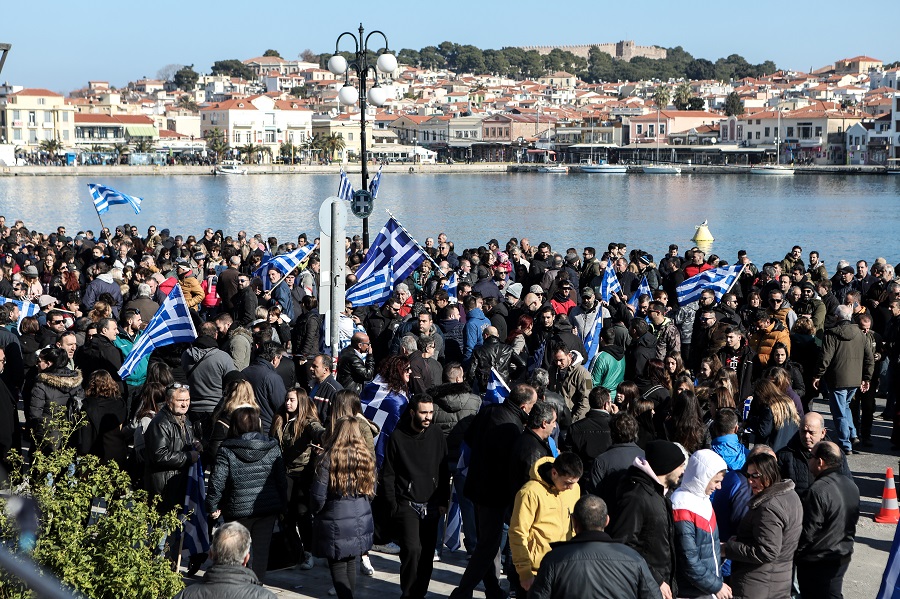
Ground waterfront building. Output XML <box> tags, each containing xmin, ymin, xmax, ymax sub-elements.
<box><xmin>0</xmin><ymin>88</ymin><xmax>76</xmax><ymax>149</ymax></box>
<box><xmin>201</xmin><ymin>95</ymin><xmax>313</xmax><ymax>161</ymax></box>
<box><xmin>73</xmin><ymin>113</ymin><xmax>158</xmax><ymax>149</ymax></box>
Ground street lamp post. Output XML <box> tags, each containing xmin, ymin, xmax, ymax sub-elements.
<box><xmin>328</xmin><ymin>24</ymin><xmax>396</xmax><ymax>248</ymax></box>
<box><xmin>0</xmin><ymin>43</ymin><xmax>10</xmax><ymax>76</ymax></box>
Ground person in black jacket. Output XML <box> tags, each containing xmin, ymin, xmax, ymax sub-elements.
<box><xmin>776</xmin><ymin>411</ymin><xmax>851</xmax><ymax>501</ymax></box>
<box><xmin>608</xmin><ymin>439</ymin><xmax>686</xmax><ymax>599</ymax></box>
<box><xmin>241</xmin><ymin>342</ymin><xmax>287</xmax><ymax>431</ymax></box>
<box><xmin>76</xmin><ymin>317</ymin><xmax>125</xmax><ymax>392</ymax></box>
<box><xmin>308</xmin><ymin>353</ymin><xmax>344</xmax><ymax>423</ymax></box>
<box><xmin>231</xmin><ymin>274</ymin><xmax>258</xmax><ymax>327</ymax></box>
<box><xmin>207</xmin><ymin>406</ymin><xmax>288</xmax><ymax>584</ymax></box>
<box><xmin>508</xmin><ymin>401</ymin><xmax>556</xmax><ymax>496</ymax></box>
<box><xmin>0</xmin><ymin>348</ymin><xmax>15</xmax><ymax>482</ymax></box>
<box><xmin>717</xmin><ymin>326</ymin><xmax>757</xmax><ymax>402</ymax></box>
<box><xmin>337</xmin><ymin>333</ymin><xmax>375</xmax><ymax>395</ymax></box>
<box><xmin>530</xmin><ymin>495</ymin><xmax>660</xmax><ymax>599</ymax></box>
<box><xmin>382</xmin><ymin>394</ymin><xmax>450</xmax><ymax>599</ymax></box>
<box><xmin>76</xmin><ymin>370</ymin><xmax>128</xmax><ymax>467</ymax></box>
<box><xmin>627</xmin><ymin>318</ymin><xmax>657</xmax><ymax>388</ymax></box>
<box><xmin>451</xmin><ymin>384</ymin><xmax>537</xmax><ymax>599</ymax></box>
<box><xmin>467</xmin><ymin>326</ymin><xmax>525</xmax><ymax>390</ymax></box>
<box><xmin>564</xmin><ymin>386</ymin><xmax>613</xmax><ymax>473</ymax></box>
<box><xmin>795</xmin><ymin>441</ymin><xmax>860</xmax><ymax>598</ymax></box>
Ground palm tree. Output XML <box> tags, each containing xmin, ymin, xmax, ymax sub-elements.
<box><xmin>132</xmin><ymin>138</ymin><xmax>154</xmax><ymax>154</ymax></box>
<box><xmin>322</xmin><ymin>133</ymin><xmax>346</xmax><ymax>160</ymax></box>
<box><xmin>673</xmin><ymin>82</ymin><xmax>693</xmax><ymax>110</ymax></box>
<box><xmin>203</xmin><ymin>128</ymin><xmax>229</xmax><ymax>162</ymax></box>
<box><xmin>238</xmin><ymin>143</ymin><xmax>272</xmax><ymax>164</ymax></box>
<box><xmin>39</xmin><ymin>138</ymin><xmax>62</xmax><ymax>158</ymax></box>
<box><xmin>651</xmin><ymin>85</ymin><xmax>671</xmax><ymax>111</ymax></box>
<box><xmin>177</xmin><ymin>95</ymin><xmax>199</xmax><ymax>112</ymax></box>
<box><xmin>112</xmin><ymin>142</ymin><xmax>129</xmax><ymax>164</ymax></box>
<box><xmin>279</xmin><ymin>141</ymin><xmax>297</xmax><ymax>164</ymax></box>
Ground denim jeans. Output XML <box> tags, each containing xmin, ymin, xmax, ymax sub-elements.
<box><xmin>826</xmin><ymin>386</ymin><xmax>858</xmax><ymax>451</ymax></box>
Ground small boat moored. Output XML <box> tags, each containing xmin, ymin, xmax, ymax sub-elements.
<box><xmin>750</xmin><ymin>164</ymin><xmax>795</xmax><ymax>176</ymax></box>
<box><xmin>537</xmin><ymin>164</ymin><xmax>569</xmax><ymax>173</ymax></box>
<box><xmin>214</xmin><ymin>160</ymin><xmax>248</xmax><ymax>175</ymax></box>
<box><xmin>643</xmin><ymin>164</ymin><xmax>681</xmax><ymax>174</ymax></box>
<box><xmin>581</xmin><ymin>160</ymin><xmax>627</xmax><ymax>174</ymax></box>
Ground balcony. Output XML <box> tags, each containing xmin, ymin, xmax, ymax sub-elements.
<box><xmin>799</xmin><ymin>136</ymin><xmax>823</xmax><ymax>147</ymax></box>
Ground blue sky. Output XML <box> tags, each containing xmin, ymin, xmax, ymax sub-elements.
<box><xmin>3</xmin><ymin>0</ymin><xmax>898</xmax><ymax>93</ymax></box>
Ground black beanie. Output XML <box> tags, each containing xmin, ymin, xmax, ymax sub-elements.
<box><xmin>645</xmin><ymin>440</ymin><xmax>686</xmax><ymax>475</ymax></box>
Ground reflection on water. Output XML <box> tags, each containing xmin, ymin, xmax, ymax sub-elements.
<box><xmin>1</xmin><ymin>173</ymin><xmax>899</xmax><ymax>264</ymax></box>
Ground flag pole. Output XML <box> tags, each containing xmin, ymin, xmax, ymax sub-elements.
<box><xmin>92</xmin><ymin>203</ymin><xmax>107</xmax><ymax>235</ymax></box>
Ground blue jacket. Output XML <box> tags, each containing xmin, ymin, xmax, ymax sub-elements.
<box><xmin>710</xmin><ymin>433</ymin><xmax>747</xmax><ymax>471</ymax></box>
<box><xmin>463</xmin><ymin>308</ymin><xmax>490</xmax><ymax>361</ymax></box>
<box><xmin>710</xmin><ymin>433</ymin><xmax>750</xmax><ymax>577</ymax></box>
<box><xmin>270</xmin><ymin>281</ymin><xmax>294</xmax><ymax>321</ymax></box>
<box><xmin>671</xmin><ymin>450</ymin><xmax>728</xmax><ymax>598</ymax></box>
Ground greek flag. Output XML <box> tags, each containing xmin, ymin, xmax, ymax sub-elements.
<box><xmin>676</xmin><ymin>265</ymin><xmax>743</xmax><ymax>306</ymax></box>
<box><xmin>599</xmin><ymin>259</ymin><xmax>621</xmax><ymax>302</ymax></box>
<box><xmin>443</xmin><ymin>272</ymin><xmax>458</xmax><ymax>300</ymax></box>
<box><xmin>346</xmin><ymin>259</ymin><xmax>394</xmax><ymax>307</ymax></box>
<box><xmin>484</xmin><ymin>367</ymin><xmax>510</xmax><ymax>404</ymax></box>
<box><xmin>583</xmin><ymin>316</ymin><xmax>602</xmax><ymax>364</ymax></box>
<box><xmin>87</xmin><ymin>183</ymin><xmax>142</xmax><ymax>215</ymax></box>
<box><xmin>360</xmin><ymin>375</ymin><xmax>409</xmax><ymax>469</ymax></box>
<box><xmin>252</xmin><ymin>247</ymin><xmax>274</xmax><ymax>291</ymax></box>
<box><xmin>0</xmin><ymin>297</ymin><xmax>40</xmax><ymax>321</ymax></box>
<box><xmin>369</xmin><ymin>164</ymin><xmax>383</xmax><ymax>198</ymax></box>
<box><xmin>181</xmin><ymin>461</ymin><xmax>210</xmax><ymax>556</ymax></box>
<box><xmin>878</xmin><ymin>513</ymin><xmax>900</xmax><ymax>598</ymax></box>
<box><xmin>338</xmin><ymin>168</ymin><xmax>354</xmax><ymax>201</ymax></box>
<box><xmin>345</xmin><ymin>217</ymin><xmax>428</xmax><ymax>305</ymax></box>
<box><xmin>267</xmin><ymin>243</ymin><xmax>316</xmax><ymax>278</ymax></box>
<box><xmin>628</xmin><ymin>276</ymin><xmax>652</xmax><ymax>309</ymax></box>
<box><xmin>444</xmin><ymin>483</ymin><xmax>462</xmax><ymax>552</ymax></box>
<box><xmin>118</xmin><ymin>284</ymin><xmax>197</xmax><ymax>379</ymax></box>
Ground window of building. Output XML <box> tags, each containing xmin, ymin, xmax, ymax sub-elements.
<box><xmin>29</xmin><ymin>130</ymin><xmax>37</xmax><ymax>143</ymax></box>
<box><xmin>44</xmin><ymin>111</ymin><xmax>52</xmax><ymax>123</ymax></box>
<box><xmin>12</xmin><ymin>110</ymin><xmax>19</xmax><ymax>121</ymax></box>
<box><xmin>28</xmin><ymin>111</ymin><xmax>36</xmax><ymax>125</ymax></box>
<box><xmin>13</xmin><ymin>129</ymin><xmax>21</xmax><ymax>141</ymax></box>
<box><xmin>755</xmin><ymin>131</ymin><xmax>760</xmax><ymax>139</ymax></box>
<box><xmin>62</xmin><ymin>131</ymin><xmax>69</xmax><ymax>140</ymax></box>
<box><xmin>265</xmin><ymin>131</ymin><xmax>275</xmax><ymax>143</ymax></box>
<box><xmin>756</xmin><ymin>119</ymin><xmax>761</xmax><ymax>125</ymax></box>
<box><xmin>636</xmin><ymin>124</ymin><xmax>643</xmax><ymax>135</ymax></box>
<box><xmin>747</xmin><ymin>132</ymin><xmax>752</xmax><ymax>140</ymax></box>
<box><xmin>245</xmin><ymin>132</ymin><xmax>252</xmax><ymax>143</ymax></box>
<box><xmin>62</xmin><ymin>112</ymin><xmax>68</xmax><ymax>122</ymax></box>
<box><xmin>348</xmin><ymin>133</ymin><xmax>353</xmax><ymax>141</ymax></box>
<box><xmin>648</xmin><ymin>125</ymin><xmax>655</xmax><ymax>136</ymax></box>
<box><xmin>660</xmin><ymin>124</ymin><xmax>666</xmax><ymax>135</ymax></box>
<box><xmin>787</xmin><ymin>127</ymin><xmax>794</xmax><ymax>137</ymax></box>
<box><xmin>233</xmin><ymin>132</ymin><xmax>241</xmax><ymax>143</ymax></box>
<box><xmin>764</xmin><ymin>127</ymin><xmax>770</xmax><ymax>137</ymax></box>
<box><xmin>38</xmin><ymin>98</ymin><xmax>45</xmax><ymax>105</ymax></box>
<box><xmin>815</xmin><ymin>126</ymin><xmax>822</xmax><ymax>137</ymax></box>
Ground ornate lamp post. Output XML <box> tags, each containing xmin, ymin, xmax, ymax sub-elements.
<box><xmin>328</xmin><ymin>24</ymin><xmax>396</xmax><ymax>248</ymax></box>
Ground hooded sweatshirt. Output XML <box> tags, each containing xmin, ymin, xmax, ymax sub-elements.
<box><xmin>181</xmin><ymin>336</ymin><xmax>237</xmax><ymax>411</ymax></box>
<box><xmin>589</xmin><ymin>344</ymin><xmax>626</xmax><ymax>398</ymax></box>
<box><xmin>671</xmin><ymin>449</ymin><xmax>728</xmax><ymax>598</ymax></box>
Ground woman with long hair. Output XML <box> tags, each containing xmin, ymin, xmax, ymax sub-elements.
<box><xmin>641</xmin><ymin>358</ymin><xmax>671</xmax><ymax>403</ymax></box>
<box><xmin>88</xmin><ymin>300</ymin><xmax>113</xmax><ymax>323</ymax></box>
<box><xmin>695</xmin><ymin>355</ymin><xmax>723</xmax><ymax>389</ymax></box>
<box><xmin>207</xmin><ymin>406</ymin><xmax>287</xmax><ymax>584</ymax></box>
<box><xmin>629</xmin><ymin>395</ymin><xmax>657</xmax><ymax>449</ymax></box>
<box><xmin>132</xmin><ymin>382</ymin><xmax>167</xmax><ymax>469</ymax></box>
<box><xmin>204</xmin><ymin>379</ymin><xmax>259</xmax><ymax>466</ymax></box>
<box><xmin>663</xmin><ymin>389</ymin><xmax>710</xmax><ymax>454</ymax></box>
<box><xmin>740</xmin><ymin>291</ymin><xmax>762</xmax><ymax>330</ymax></box>
<box><xmin>311</xmin><ymin>416</ymin><xmax>377</xmax><ymax>599</ymax></box>
<box><xmin>271</xmin><ymin>387</ymin><xmax>325</xmax><ymax>570</ymax></box>
<box><xmin>745</xmin><ymin>380</ymin><xmax>800</xmax><ymax>452</ymax></box>
<box><xmin>766</xmin><ymin>366</ymin><xmax>805</xmax><ymax>419</ymax></box>
<box><xmin>665</xmin><ymin>351</ymin><xmax>688</xmax><ymax>385</ymax></box>
<box><xmin>76</xmin><ymin>370</ymin><xmax>128</xmax><ymax>466</ymax></box>
<box><xmin>506</xmin><ymin>314</ymin><xmax>534</xmax><ymax>358</ymax></box>
<box><xmin>615</xmin><ymin>380</ymin><xmax>640</xmax><ymax>413</ymax></box>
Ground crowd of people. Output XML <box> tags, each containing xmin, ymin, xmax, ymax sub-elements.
<box><xmin>0</xmin><ymin>216</ymin><xmax>889</xmax><ymax>599</ymax></box>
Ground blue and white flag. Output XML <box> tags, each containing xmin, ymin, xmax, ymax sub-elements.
<box><xmin>346</xmin><ymin>259</ymin><xmax>394</xmax><ymax>307</ymax></box>
<box><xmin>345</xmin><ymin>217</ymin><xmax>428</xmax><ymax>306</ymax></box>
<box><xmin>0</xmin><ymin>297</ymin><xmax>40</xmax><ymax>321</ymax></box>
<box><xmin>583</xmin><ymin>316</ymin><xmax>602</xmax><ymax>365</ymax></box>
<box><xmin>676</xmin><ymin>265</ymin><xmax>743</xmax><ymax>306</ymax></box>
<box><xmin>87</xmin><ymin>183</ymin><xmax>142</xmax><ymax>215</ymax></box>
<box><xmin>118</xmin><ymin>284</ymin><xmax>197</xmax><ymax>379</ymax></box>
<box><xmin>529</xmin><ymin>340</ymin><xmax>546</xmax><ymax>374</ymax></box>
<box><xmin>360</xmin><ymin>375</ymin><xmax>409</xmax><ymax>469</ymax></box>
<box><xmin>599</xmin><ymin>259</ymin><xmax>621</xmax><ymax>302</ymax></box>
<box><xmin>484</xmin><ymin>367</ymin><xmax>510</xmax><ymax>404</ymax></box>
<box><xmin>181</xmin><ymin>460</ymin><xmax>210</xmax><ymax>556</ymax></box>
<box><xmin>369</xmin><ymin>164</ymin><xmax>383</xmax><ymax>198</ymax></box>
<box><xmin>444</xmin><ymin>483</ymin><xmax>462</xmax><ymax>552</ymax></box>
<box><xmin>878</xmin><ymin>511</ymin><xmax>900</xmax><ymax>599</ymax></box>
<box><xmin>252</xmin><ymin>247</ymin><xmax>275</xmax><ymax>291</ymax></box>
<box><xmin>443</xmin><ymin>272</ymin><xmax>458</xmax><ymax>300</ymax></box>
<box><xmin>628</xmin><ymin>276</ymin><xmax>652</xmax><ymax>309</ymax></box>
<box><xmin>338</xmin><ymin>168</ymin><xmax>355</xmax><ymax>201</ymax></box>
<box><xmin>266</xmin><ymin>243</ymin><xmax>316</xmax><ymax>278</ymax></box>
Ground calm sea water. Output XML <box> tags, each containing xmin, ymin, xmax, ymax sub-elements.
<box><xmin>1</xmin><ymin>172</ymin><xmax>899</xmax><ymax>266</ymax></box>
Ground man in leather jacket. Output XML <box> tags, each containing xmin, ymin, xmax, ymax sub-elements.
<box><xmin>337</xmin><ymin>333</ymin><xmax>375</xmax><ymax>395</ymax></box>
<box><xmin>467</xmin><ymin>326</ymin><xmax>526</xmax><ymax>390</ymax></box>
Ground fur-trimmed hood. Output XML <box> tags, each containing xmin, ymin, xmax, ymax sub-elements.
<box><xmin>36</xmin><ymin>368</ymin><xmax>83</xmax><ymax>390</ymax></box>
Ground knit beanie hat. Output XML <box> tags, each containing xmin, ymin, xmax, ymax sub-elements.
<box><xmin>645</xmin><ymin>440</ymin><xmax>687</xmax><ymax>475</ymax></box>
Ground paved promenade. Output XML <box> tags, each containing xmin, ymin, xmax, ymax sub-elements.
<box><xmin>179</xmin><ymin>395</ymin><xmax>898</xmax><ymax>599</ymax></box>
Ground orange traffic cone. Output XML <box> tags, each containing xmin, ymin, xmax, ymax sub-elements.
<box><xmin>875</xmin><ymin>467</ymin><xmax>900</xmax><ymax>523</ymax></box>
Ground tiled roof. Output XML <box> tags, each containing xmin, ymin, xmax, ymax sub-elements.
<box><xmin>11</xmin><ymin>88</ymin><xmax>63</xmax><ymax>97</ymax></box>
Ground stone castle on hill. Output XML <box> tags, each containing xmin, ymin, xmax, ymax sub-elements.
<box><xmin>519</xmin><ymin>40</ymin><xmax>666</xmax><ymax>62</ymax></box>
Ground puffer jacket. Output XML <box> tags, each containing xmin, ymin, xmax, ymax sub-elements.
<box><xmin>28</xmin><ymin>368</ymin><xmax>84</xmax><ymax>443</ymax></box>
<box><xmin>178</xmin><ymin>274</ymin><xmax>205</xmax><ymax>309</ymax></box>
<box><xmin>509</xmin><ymin>457</ymin><xmax>579</xmax><ymax>580</ymax></box>
<box><xmin>815</xmin><ymin>319</ymin><xmax>874</xmax><ymax>388</ymax></box>
<box><xmin>310</xmin><ymin>453</ymin><xmax>374</xmax><ymax>561</ymax></box>
<box><xmin>467</xmin><ymin>335</ymin><xmax>526</xmax><ymax>389</ymax></box>
<box><xmin>207</xmin><ymin>432</ymin><xmax>288</xmax><ymax>519</ymax></box>
<box><xmin>748</xmin><ymin>320</ymin><xmax>791</xmax><ymax>366</ymax></box>
<box><xmin>273</xmin><ymin>416</ymin><xmax>325</xmax><ymax>477</ymax></box>
<box><xmin>430</xmin><ymin>381</ymin><xmax>480</xmax><ymax>464</ymax></box>
<box><xmin>144</xmin><ymin>405</ymin><xmax>195</xmax><ymax>513</ymax></box>
<box><xmin>671</xmin><ymin>450</ymin><xmax>728</xmax><ymax>598</ymax></box>
<box><xmin>724</xmin><ymin>480</ymin><xmax>803</xmax><ymax>599</ymax></box>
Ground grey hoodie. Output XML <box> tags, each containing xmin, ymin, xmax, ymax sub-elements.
<box><xmin>181</xmin><ymin>338</ymin><xmax>237</xmax><ymax>411</ymax></box>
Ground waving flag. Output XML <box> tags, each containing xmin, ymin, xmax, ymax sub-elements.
<box><xmin>338</xmin><ymin>168</ymin><xmax>354</xmax><ymax>201</ymax></box>
<box><xmin>599</xmin><ymin>259</ymin><xmax>621</xmax><ymax>302</ymax></box>
<box><xmin>118</xmin><ymin>284</ymin><xmax>197</xmax><ymax>379</ymax></box>
<box><xmin>443</xmin><ymin>272</ymin><xmax>458</xmax><ymax>301</ymax></box>
<box><xmin>88</xmin><ymin>183</ymin><xmax>142</xmax><ymax>215</ymax></box>
<box><xmin>676</xmin><ymin>265</ymin><xmax>743</xmax><ymax>306</ymax></box>
<box><xmin>444</xmin><ymin>483</ymin><xmax>462</xmax><ymax>552</ymax></box>
<box><xmin>583</xmin><ymin>316</ymin><xmax>602</xmax><ymax>365</ymax></box>
<box><xmin>267</xmin><ymin>243</ymin><xmax>316</xmax><ymax>278</ymax></box>
<box><xmin>0</xmin><ymin>297</ymin><xmax>40</xmax><ymax>321</ymax></box>
<box><xmin>628</xmin><ymin>276</ymin><xmax>652</xmax><ymax>309</ymax></box>
<box><xmin>181</xmin><ymin>461</ymin><xmax>210</xmax><ymax>557</ymax></box>
<box><xmin>346</xmin><ymin>217</ymin><xmax>428</xmax><ymax>305</ymax></box>
<box><xmin>360</xmin><ymin>375</ymin><xmax>409</xmax><ymax>469</ymax></box>
<box><xmin>878</xmin><ymin>513</ymin><xmax>900</xmax><ymax>599</ymax></box>
<box><xmin>369</xmin><ymin>164</ymin><xmax>383</xmax><ymax>198</ymax></box>
<box><xmin>346</xmin><ymin>259</ymin><xmax>394</xmax><ymax>307</ymax></box>
<box><xmin>484</xmin><ymin>368</ymin><xmax>510</xmax><ymax>404</ymax></box>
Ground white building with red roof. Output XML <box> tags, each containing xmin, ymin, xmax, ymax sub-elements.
<box><xmin>0</xmin><ymin>88</ymin><xmax>76</xmax><ymax>149</ymax></box>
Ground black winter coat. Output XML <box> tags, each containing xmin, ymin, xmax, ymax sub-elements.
<box><xmin>28</xmin><ymin>368</ymin><xmax>84</xmax><ymax>444</ymax></box>
<box><xmin>508</xmin><ymin>428</ymin><xmax>553</xmax><ymax>496</ymax></box>
<box><xmin>430</xmin><ymin>381</ymin><xmax>480</xmax><ymax>464</ymax></box>
<box><xmin>242</xmin><ymin>359</ymin><xmax>287</xmax><ymax>432</ymax></box>
<box><xmin>207</xmin><ymin>432</ymin><xmax>288</xmax><ymax>519</ymax></box>
<box><xmin>776</xmin><ymin>432</ymin><xmax>851</xmax><ymax>501</ymax></box>
<box><xmin>336</xmin><ymin>346</ymin><xmax>375</xmax><ymax>395</ymax></box>
<box><xmin>76</xmin><ymin>395</ymin><xmax>128</xmax><ymax>465</ymax></box>
<box><xmin>292</xmin><ymin>310</ymin><xmax>322</xmax><ymax>359</ymax></box>
<box><xmin>464</xmin><ymin>400</ymin><xmax>528</xmax><ymax>508</ymax></box>
<box><xmin>796</xmin><ymin>467</ymin><xmax>859</xmax><ymax>563</ymax></box>
<box><xmin>627</xmin><ymin>332</ymin><xmax>657</xmax><ymax>387</ymax></box>
<box><xmin>144</xmin><ymin>405</ymin><xmax>195</xmax><ymax>514</ymax></box>
<box><xmin>76</xmin><ymin>335</ymin><xmax>125</xmax><ymax>385</ymax></box>
<box><xmin>467</xmin><ymin>336</ymin><xmax>525</xmax><ymax>388</ymax></box>
<box><xmin>717</xmin><ymin>343</ymin><xmax>758</xmax><ymax>401</ymax></box>
<box><xmin>608</xmin><ymin>465</ymin><xmax>677</xmax><ymax>592</ymax></box>
<box><xmin>563</xmin><ymin>409</ymin><xmax>612</xmax><ymax>473</ymax></box>
<box><xmin>172</xmin><ymin>564</ymin><xmax>276</xmax><ymax>599</ymax></box>
<box><xmin>310</xmin><ymin>454</ymin><xmax>374</xmax><ymax>561</ymax></box>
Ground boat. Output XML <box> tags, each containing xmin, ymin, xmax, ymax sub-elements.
<box><xmin>537</xmin><ymin>165</ymin><xmax>568</xmax><ymax>173</ymax></box>
<box><xmin>643</xmin><ymin>164</ymin><xmax>681</xmax><ymax>174</ymax></box>
<box><xmin>581</xmin><ymin>160</ymin><xmax>627</xmax><ymax>174</ymax></box>
<box><xmin>214</xmin><ymin>160</ymin><xmax>247</xmax><ymax>175</ymax></box>
<box><xmin>887</xmin><ymin>158</ymin><xmax>900</xmax><ymax>174</ymax></box>
<box><xmin>751</xmin><ymin>107</ymin><xmax>794</xmax><ymax>176</ymax></box>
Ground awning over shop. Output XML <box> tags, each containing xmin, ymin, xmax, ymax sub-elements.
<box><xmin>125</xmin><ymin>125</ymin><xmax>157</xmax><ymax>137</ymax></box>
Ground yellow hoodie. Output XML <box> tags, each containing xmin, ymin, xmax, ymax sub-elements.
<box><xmin>509</xmin><ymin>456</ymin><xmax>580</xmax><ymax>580</ymax></box>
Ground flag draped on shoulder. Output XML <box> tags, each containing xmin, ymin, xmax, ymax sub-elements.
<box><xmin>338</xmin><ymin>168</ymin><xmax>355</xmax><ymax>201</ymax></box>
<box><xmin>88</xmin><ymin>183</ymin><xmax>142</xmax><ymax>215</ymax></box>
<box><xmin>118</xmin><ymin>284</ymin><xmax>197</xmax><ymax>379</ymax></box>
<box><xmin>484</xmin><ymin>368</ymin><xmax>510</xmax><ymax>404</ymax></box>
<box><xmin>599</xmin><ymin>259</ymin><xmax>621</xmax><ymax>302</ymax></box>
<box><xmin>360</xmin><ymin>375</ymin><xmax>409</xmax><ymax>469</ymax></box>
<box><xmin>369</xmin><ymin>164</ymin><xmax>383</xmax><ymax>198</ymax></box>
<box><xmin>181</xmin><ymin>461</ymin><xmax>210</xmax><ymax>556</ymax></box>
<box><xmin>583</xmin><ymin>316</ymin><xmax>602</xmax><ymax>365</ymax></box>
<box><xmin>443</xmin><ymin>272</ymin><xmax>458</xmax><ymax>301</ymax></box>
<box><xmin>0</xmin><ymin>297</ymin><xmax>40</xmax><ymax>320</ymax></box>
<box><xmin>345</xmin><ymin>217</ymin><xmax>428</xmax><ymax>307</ymax></box>
<box><xmin>676</xmin><ymin>265</ymin><xmax>743</xmax><ymax>305</ymax></box>
<box><xmin>628</xmin><ymin>276</ymin><xmax>652</xmax><ymax>309</ymax></box>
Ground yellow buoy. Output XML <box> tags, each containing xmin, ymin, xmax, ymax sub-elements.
<box><xmin>692</xmin><ymin>220</ymin><xmax>714</xmax><ymax>243</ymax></box>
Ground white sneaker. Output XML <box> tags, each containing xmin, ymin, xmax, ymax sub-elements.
<box><xmin>433</xmin><ymin>550</ymin><xmax>440</xmax><ymax>562</ymax></box>
<box><xmin>297</xmin><ymin>551</ymin><xmax>314</xmax><ymax>571</ymax></box>
<box><xmin>360</xmin><ymin>555</ymin><xmax>375</xmax><ymax>576</ymax></box>
<box><xmin>328</xmin><ymin>588</ymin><xmax>336</xmax><ymax>596</ymax></box>
<box><xmin>371</xmin><ymin>542</ymin><xmax>401</xmax><ymax>555</ymax></box>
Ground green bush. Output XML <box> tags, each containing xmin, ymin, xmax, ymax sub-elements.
<box><xmin>0</xmin><ymin>408</ymin><xmax>185</xmax><ymax>599</ymax></box>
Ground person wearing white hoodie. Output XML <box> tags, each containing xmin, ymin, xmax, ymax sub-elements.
<box><xmin>671</xmin><ymin>449</ymin><xmax>731</xmax><ymax>599</ymax></box>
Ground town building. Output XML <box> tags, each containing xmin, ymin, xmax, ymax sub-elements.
<box><xmin>0</xmin><ymin>88</ymin><xmax>76</xmax><ymax>148</ymax></box>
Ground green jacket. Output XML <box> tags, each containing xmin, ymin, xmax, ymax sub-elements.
<box><xmin>589</xmin><ymin>346</ymin><xmax>626</xmax><ymax>399</ymax></box>
<box><xmin>114</xmin><ymin>331</ymin><xmax>147</xmax><ymax>386</ymax></box>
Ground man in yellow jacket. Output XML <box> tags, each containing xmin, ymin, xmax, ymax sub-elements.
<box><xmin>509</xmin><ymin>453</ymin><xmax>582</xmax><ymax>595</ymax></box>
